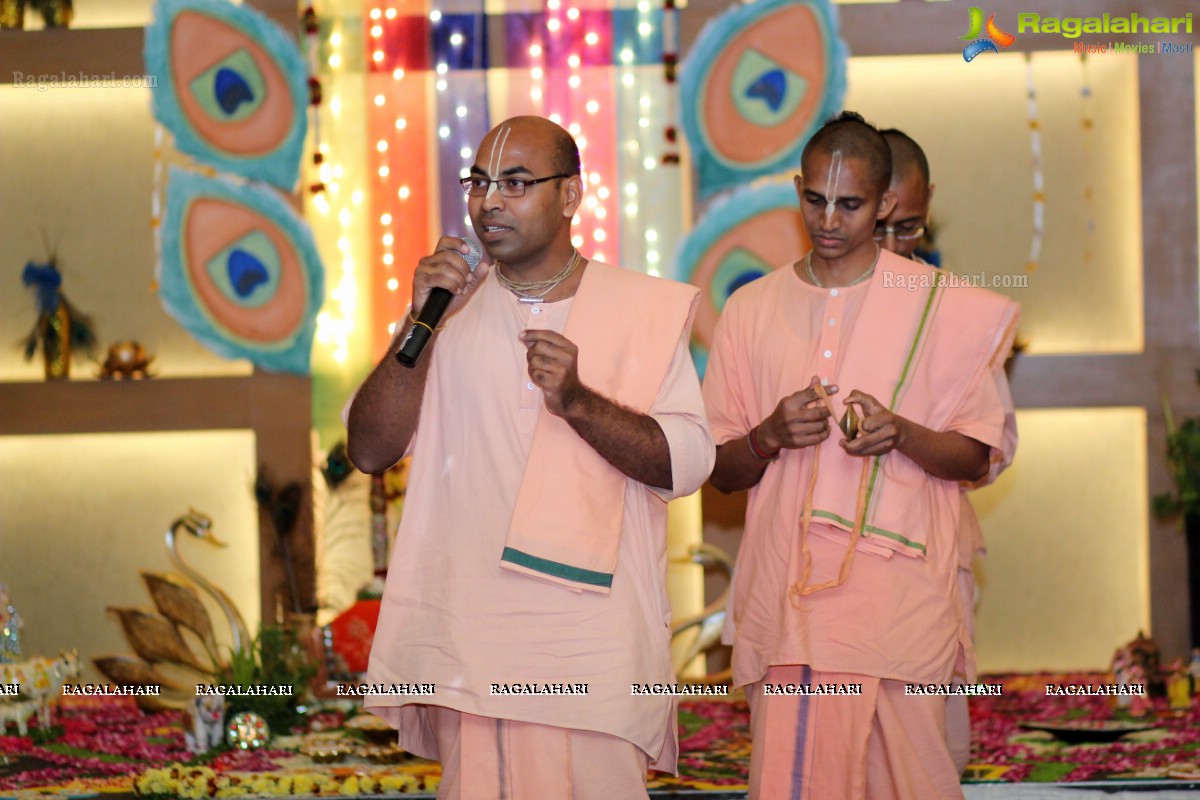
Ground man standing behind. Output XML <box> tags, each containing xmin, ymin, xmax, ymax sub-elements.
<box><xmin>878</xmin><ymin>128</ymin><xmax>1018</xmax><ymax>776</ymax></box>
<box><xmin>347</xmin><ymin>116</ymin><xmax>714</xmax><ymax>798</ymax></box>
<box><xmin>703</xmin><ymin>112</ymin><xmax>1018</xmax><ymax>798</ymax></box>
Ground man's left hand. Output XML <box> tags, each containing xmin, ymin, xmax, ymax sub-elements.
<box><xmin>520</xmin><ymin>329</ymin><xmax>584</xmax><ymax>417</ymax></box>
<box><xmin>841</xmin><ymin>390</ymin><xmax>904</xmax><ymax>457</ymax></box>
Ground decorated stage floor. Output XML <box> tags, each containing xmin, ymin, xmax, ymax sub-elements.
<box><xmin>2</xmin><ymin>673</ymin><xmax>1199</xmax><ymax>799</ymax></box>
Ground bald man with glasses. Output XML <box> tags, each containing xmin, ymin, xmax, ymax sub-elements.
<box><xmin>348</xmin><ymin>116</ymin><xmax>714</xmax><ymax>798</ymax></box>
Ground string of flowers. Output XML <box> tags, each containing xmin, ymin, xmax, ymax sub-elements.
<box><xmin>1024</xmin><ymin>52</ymin><xmax>1044</xmax><ymax>274</ymax></box>
<box><xmin>1078</xmin><ymin>52</ymin><xmax>1095</xmax><ymax>267</ymax></box>
<box><xmin>302</xmin><ymin>4</ymin><xmax>326</xmax><ymax>196</ymax></box>
<box><xmin>660</xmin><ymin>0</ymin><xmax>681</xmax><ymax>166</ymax></box>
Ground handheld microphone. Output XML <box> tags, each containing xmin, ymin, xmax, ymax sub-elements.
<box><xmin>396</xmin><ymin>239</ymin><xmax>483</xmax><ymax>368</ymax></box>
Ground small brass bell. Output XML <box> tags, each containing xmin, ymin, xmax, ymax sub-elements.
<box><xmin>839</xmin><ymin>405</ymin><xmax>861</xmax><ymax>440</ymax></box>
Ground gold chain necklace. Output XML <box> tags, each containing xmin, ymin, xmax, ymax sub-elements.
<box><xmin>805</xmin><ymin>244</ymin><xmax>880</xmax><ymax>289</ymax></box>
<box><xmin>494</xmin><ymin>249</ymin><xmax>581</xmax><ymax>301</ymax></box>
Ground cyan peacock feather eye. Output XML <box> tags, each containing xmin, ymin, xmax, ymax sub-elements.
<box><xmin>144</xmin><ymin>0</ymin><xmax>308</xmax><ymax>190</ymax></box>
<box><xmin>680</xmin><ymin>0</ymin><xmax>847</xmax><ymax>198</ymax></box>
<box><xmin>159</xmin><ymin>168</ymin><xmax>324</xmax><ymax>374</ymax></box>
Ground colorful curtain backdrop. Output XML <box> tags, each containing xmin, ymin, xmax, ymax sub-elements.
<box><xmin>351</xmin><ymin>0</ymin><xmax>680</xmax><ymax>356</ymax></box>
<box><xmin>306</xmin><ymin>0</ymin><xmax>844</xmax><ymax>432</ymax></box>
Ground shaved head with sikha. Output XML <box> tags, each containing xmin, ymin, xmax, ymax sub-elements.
<box><xmin>879</xmin><ymin>128</ymin><xmax>934</xmax><ymax>259</ymax></box>
<box><xmin>801</xmin><ymin>111</ymin><xmax>892</xmax><ymax>195</ymax></box>
<box><xmin>881</xmin><ymin>129</ymin><xmax>929</xmax><ymax>187</ymax></box>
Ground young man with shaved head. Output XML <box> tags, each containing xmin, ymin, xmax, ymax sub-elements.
<box><xmin>877</xmin><ymin>128</ymin><xmax>1018</xmax><ymax>778</ymax></box>
<box><xmin>703</xmin><ymin>112</ymin><xmax>1019</xmax><ymax>798</ymax></box>
<box><xmin>348</xmin><ymin>116</ymin><xmax>714</xmax><ymax>797</ymax></box>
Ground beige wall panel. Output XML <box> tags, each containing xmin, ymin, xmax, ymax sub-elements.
<box><xmin>843</xmin><ymin>52</ymin><xmax>1143</xmax><ymax>355</ymax></box>
<box><xmin>971</xmin><ymin>408</ymin><xmax>1149</xmax><ymax>673</ymax></box>
<box><xmin>0</xmin><ymin>86</ymin><xmax>251</xmax><ymax>380</ymax></box>
<box><xmin>0</xmin><ymin>431</ymin><xmax>261</xmax><ymax>680</ymax></box>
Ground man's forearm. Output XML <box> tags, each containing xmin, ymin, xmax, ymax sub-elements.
<box><xmin>559</xmin><ymin>387</ymin><xmax>673</xmax><ymax>490</ymax></box>
<box><xmin>894</xmin><ymin>419</ymin><xmax>990</xmax><ymax>482</ymax></box>
<box><xmin>709</xmin><ymin>436</ymin><xmax>771</xmax><ymax>493</ymax></box>
<box><xmin>346</xmin><ymin>323</ymin><xmax>432</xmax><ymax>474</ymax></box>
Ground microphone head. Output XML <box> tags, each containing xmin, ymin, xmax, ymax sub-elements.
<box><xmin>462</xmin><ymin>238</ymin><xmax>483</xmax><ymax>273</ymax></box>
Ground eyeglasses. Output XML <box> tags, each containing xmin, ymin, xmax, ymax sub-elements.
<box><xmin>872</xmin><ymin>223</ymin><xmax>926</xmax><ymax>242</ymax></box>
<box><xmin>460</xmin><ymin>174</ymin><xmax>573</xmax><ymax>198</ymax></box>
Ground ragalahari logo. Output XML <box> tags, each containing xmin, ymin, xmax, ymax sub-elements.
<box><xmin>961</xmin><ymin>7</ymin><xmax>1016</xmax><ymax>61</ymax></box>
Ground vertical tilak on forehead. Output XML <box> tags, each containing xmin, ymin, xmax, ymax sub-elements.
<box><xmin>485</xmin><ymin>126</ymin><xmax>512</xmax><ymax>200</ymax></box>
<box><xmin>825</xmin><ymin>150</ymin><xmax>844</xmax><ymax>225</ymax></box>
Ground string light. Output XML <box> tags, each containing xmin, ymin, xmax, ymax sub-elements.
<box><xmin>312</xmin><ymin>42</ymin><xmax>364</xmax><ymax>377</ymax></box>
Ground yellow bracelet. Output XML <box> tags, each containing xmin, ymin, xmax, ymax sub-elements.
<box><xmin>408</xmin><ymin>308</ymin><xmax>446</xmax><ymax>333</ymax></box>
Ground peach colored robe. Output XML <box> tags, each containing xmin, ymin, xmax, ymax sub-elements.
<box><xmin>363</xmin><ymin>264</ymin><xmax>714</xmax><ymax>773</ymax></box>
<box><xmin>702</xmin><ymin>251</ymin><xmax>1019</xmax><ymax>690</ymax></box>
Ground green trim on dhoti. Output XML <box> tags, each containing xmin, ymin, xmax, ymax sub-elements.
<box><xmin>811</xmin><ymin>510</ymin><xmax>928</xmax><ymax>554</ymax></box>
<box><xmin>864</xmin><ymin>282</ymin><xmax>943</xmax><ymax>523</ymax></box>
<box><xmin>500</xmin><ymin>547</ymin><xmax>614</xmax><ymax>588</ymax></box>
